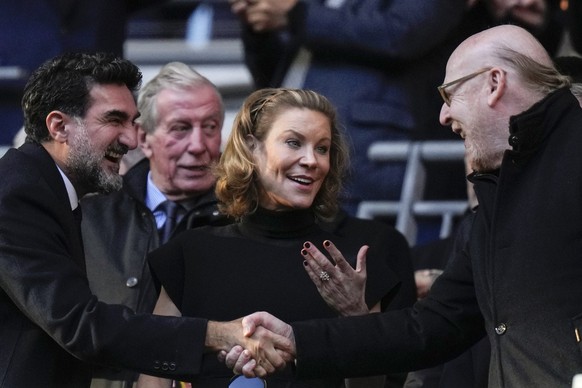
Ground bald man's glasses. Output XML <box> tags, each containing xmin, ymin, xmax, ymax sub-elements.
<box><xmin>438</xmin><ymin>67</ymin><xmax>492</xmax><ymax>106</ymax></box>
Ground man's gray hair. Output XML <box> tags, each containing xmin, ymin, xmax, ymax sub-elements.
<box><xmin>136</xmin><ymin>62</ymin><xmax>224</xmax><ymax>133</ymax></box>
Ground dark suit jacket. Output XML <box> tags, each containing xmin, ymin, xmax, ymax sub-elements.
<box><xmin>0</xmin><ymin>143</ymin><xmax>207</xmax><ymax>387</ymax></box>
<box><xmin>82</xmin><ymin>157</ymin><xmax>231</xmax><ymax>316</ymax></box>
<box><xmin>291</xmin><ymin>90</ymin><xmax>582</xmax><ymax>387</ymax></box>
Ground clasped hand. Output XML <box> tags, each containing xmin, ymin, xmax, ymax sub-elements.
<box><xmin>216</xmin><ymin>312</ymin><xmax>296</xmax><ymax>377</ymax></box>
<box><xmin>228</xmin><ymin>0</ymin><xmax>297</xmax><ymax>32</ymax></box>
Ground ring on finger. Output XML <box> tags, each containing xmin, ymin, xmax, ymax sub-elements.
<box><xmin>319</xmin><ymin>270</ymin><xmax>331</xmax><ymax>281</ymax></box>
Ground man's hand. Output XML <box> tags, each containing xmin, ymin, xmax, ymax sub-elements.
<box><xmin>218</xmin><ymin>312</ymin><xmax>296</xmax><ymax>377</ymax></box>
<box><xmin>229</xmin><ymin>0</ymin><xmax>249</xmax><ymax>18</ymax></box>
<box><xmin>209</xmin><ymin>313</ymin><xmax>296</xmax><ymax>377</ymax></box>
<box><xmin>414</xmin><ymin>269</ymin><xmax>443</xmax><ymax>300</ymax></box>
<box><xmin>229</xmin><ymin>0</ymin><xmax>298</xmax><ymax>32</ymax></box>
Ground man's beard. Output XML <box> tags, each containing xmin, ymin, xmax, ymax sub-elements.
<box><xmin>66</xmin><ymin>120</ymin><xmax>126</xmax><ymax>195</ymax></box>
<box><xmin>466</xmin><ymin>132</ymin><xmax>507</xmax><ymax>173</ymax></box>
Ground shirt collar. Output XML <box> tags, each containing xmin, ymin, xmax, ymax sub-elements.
<box><xmin>144</xmin><ymin>171</ymin><xmax>214</xmax><ymax>212</ymax></box>
<box><xmin>145</xmin><ymin>171</ymin><xmax>167</xmax><ymax>212</ymax></box>
<box><xmin>56</xmin><ymin>164</ymin><xmax>79</xmax><ymax>211</ymax></box>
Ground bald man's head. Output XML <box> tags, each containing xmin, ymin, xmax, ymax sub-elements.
<box><xmin>448</xmin><ymin>25</ymin><xmax>551</xmax><ymax>76</ymax></box>
<box><xmin>444</xmin><ymin>25</ymin><xmax>569</xmax><ymax>106</ymax></box>
<box><xmin>439</xmin><ymin>25</ymin><xmax>570</xmax><ymax>173</ymax></box>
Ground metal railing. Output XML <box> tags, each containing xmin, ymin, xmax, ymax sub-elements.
<box><xmin>0</xmin><ymin>146</ymin><xmax>10</xmax><ymax>158</ymax></box>
<box><xmin>357</xmin><ymin>140</ymin><xmax>468</xmax><ymax>245</ymax></box>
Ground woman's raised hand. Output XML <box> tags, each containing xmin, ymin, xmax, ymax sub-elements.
<box><xmin>301</xmin><ymin>240</ymin><xmax>369</xmax><ymax>316</ymax></box>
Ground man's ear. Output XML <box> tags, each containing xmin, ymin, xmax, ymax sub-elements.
<box><xmin>487</xmin><ymin>68</ymin><xmax>506</xmax><ymax>107</ymax></box>
<box><xmin>45</xmin><ymin>111</ymin><xmax>69</xmax><ymax>143</ymax></box>
<box><xmin>137</xmin><ymin>125</ymin><xmax>153</xmax><ymax>158</ymax></box>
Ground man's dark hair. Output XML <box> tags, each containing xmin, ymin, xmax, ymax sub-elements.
<box><xmin>22</xmin><ymin>52</ymin><xmax>142</xmax><ymax>143</ymax></box>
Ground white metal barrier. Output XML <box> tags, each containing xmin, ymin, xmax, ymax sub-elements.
<box><xmin>357</xmin><ymin>140</ymin><xmax>468</xmax><ymax>245</ymax></box>
<box><xmin>0</xmin><ymin>146</ymin><xmax>10</xmax><ymax>158</ymax></box>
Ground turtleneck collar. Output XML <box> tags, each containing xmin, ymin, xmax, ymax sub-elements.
<box><xmin>239</xmin><ymin>207</ymin><xmax>318</xmax><ymax>239</ymax></box>
<box><xmin>506</xmin><ymin>87</ymin><xmax>578</xmax><ymax>166</ymax></box>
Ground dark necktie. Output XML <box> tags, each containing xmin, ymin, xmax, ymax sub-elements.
<box><xmin>158</xmin><ymin>200</ymin><xmax>181</xmax><ymax>243</ymax></box>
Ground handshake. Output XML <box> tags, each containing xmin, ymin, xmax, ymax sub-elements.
<box><xmin>208</xmin><ymin>312</ymin><xmax>297</xmax><ymax>377</ymax></box>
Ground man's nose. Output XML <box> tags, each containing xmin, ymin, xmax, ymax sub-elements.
<box><xmin>187</xmin><ymin>128</ymin><xmax>206</xmax><ymax>153</ymax></box>
<box><xmin>121</xmin><ymin>123</ymin><xmax>138</xmax><ymax>150</ymax></box>
<box><xmin>439</xmin><ymin>103</ymin><xmax>452</xmax><ymax>127</ymax></box>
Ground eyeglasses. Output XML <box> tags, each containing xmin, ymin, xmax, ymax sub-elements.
<box><xmin>229</xmin><ymin>375</ymin><xmax>267</xmax><ymax>388</ymax></box>
<box><xmin>437</xmin><ymin>67</ymin><xmax>492</xmax><ymax>106</ymax></box>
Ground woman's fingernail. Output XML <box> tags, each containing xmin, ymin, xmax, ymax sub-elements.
<box><xmin>304</xmin><ymin>242</ymin><xmax>311</xmax><ymax>248</ymax></box>
<box><xmin>301</xmin><ymin>249</ymin><xmax>307</xmax><ymax>256</ymax></box>
<box><xmin>323</xmin><ymin>240</ymin><xmax>331</xmax><ymax>247</ymax></box>
<box><xmin>303</xmin><ymin>260</ymin><xmax>308</xmax><ymax>266</ymax></box>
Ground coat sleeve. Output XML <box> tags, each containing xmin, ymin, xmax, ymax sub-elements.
<box><xmin>240</xmin><ymin>25</ymin><xmax>297</xmax><ymax>88</ymax></box>
<box><xmin>377</xmin><ymin>225</ymin><xmax>416</xmax><ymax>311</ymax></box>
<box><xmin>0</xmin><ymin>150</ymin><xmax>208</xmax><ymax>379</ymax></box>
<box><xmin>291</xmin><ymin>213</ymin><xmax>485</xmax><ymax>378</ymax></box>
<box><xmin>240</xmin><ymin>0</ymin><xmax>469</xmax><ymax>88</ymax></box>
<box><xmin>297</xmin><ymin>0</ymin><xmax>468</xmax><ymax>60</ymax></box>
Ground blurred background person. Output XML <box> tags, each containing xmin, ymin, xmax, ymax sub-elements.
<box><xmin>81</xmin><ymin>61</ymin><xmax>232</xmax><ymax>388</ymax></box>
<box><xmin>567</xmin><ymin>0</ymin><xmax>582</xmax><ymax>54</ymax></box>
<box><xmin>554</xmin><ymin>55</ymin><xmax>582</xmax><ymax>105</ymax></box>
<box><xmin>137</xmin><ymin>88</ymin><xmax>416</xmax><ymax>387</ymax></box>
<box><xmin>0</xmin><ymin>0</ymin><xmax>168</xmax><ymax>145</ymax></box>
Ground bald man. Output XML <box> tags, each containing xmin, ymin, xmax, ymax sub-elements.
<box><xmin>227</xmin><ymin>25</ymin><xmax>582</xmax><ymax>387</ymax></box>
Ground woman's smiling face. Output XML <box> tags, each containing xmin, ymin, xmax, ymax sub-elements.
<box><xmin>253</xmin><ymin>107</ymin><xmax>332</xmax><ymax>211</ymax></box>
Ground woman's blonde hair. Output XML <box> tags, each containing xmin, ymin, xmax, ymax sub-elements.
<box><xmin>215</xmin><ymin>88</ymin><xmax>349</xmax><ymax>220</ymax></box>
